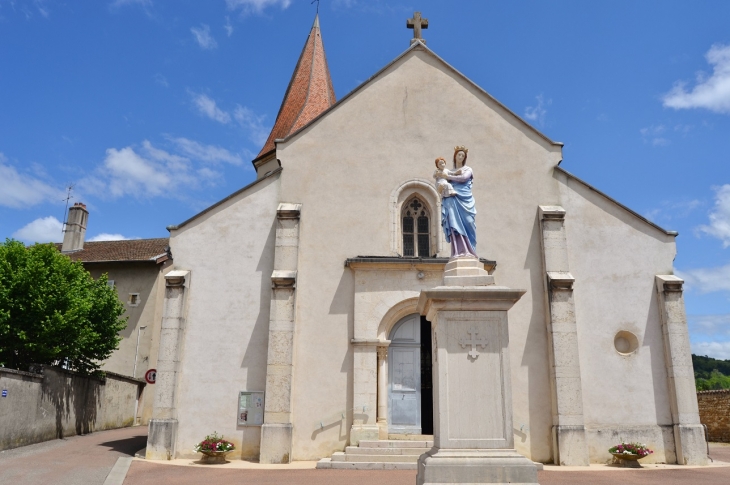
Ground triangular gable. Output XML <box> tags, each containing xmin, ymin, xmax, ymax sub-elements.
<box><xmin>275</xmin><ymin>40</ymin><xmax>564</xmax><ymax>150</ymax></box>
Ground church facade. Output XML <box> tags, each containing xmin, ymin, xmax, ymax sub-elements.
<box><xmin>145</xmin><ymin>16</ymin><xmax>706</xmax><ymax>466</ymax></box>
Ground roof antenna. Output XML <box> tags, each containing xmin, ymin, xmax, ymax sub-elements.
<box><xmin>311</xmin><ymin>0</ymin><xmax>319</xmax><ymax>15</ymax></box>
<box><xmin>61</xmin><ymin>183</ymin><xmax>75</xmax><ymax>235</ymax></box>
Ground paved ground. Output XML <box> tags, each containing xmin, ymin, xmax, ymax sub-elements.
<box><xmin>0</xmin><ymin>426</ymin><xmax>146</xmax><ymax>485</ymax></box>
<box><xmin>126</xmin><ymin>443</ymin><xmax>730</xmax><ymax>485</ymax></box>
<box><xmin>2</xmin><ymin>426</ymin><xmax>730</xmax><ymax>485</ymax></box>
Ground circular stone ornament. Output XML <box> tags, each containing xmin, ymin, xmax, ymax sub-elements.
<box><xmin>614</xmin><ymin>331</ymin><xmax>639</xmax><ymax>355</ymax></box>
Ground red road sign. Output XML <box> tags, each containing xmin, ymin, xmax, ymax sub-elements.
<box><xmin>144</xmin><ymin>369</ymin><xmax>157</xmax><ymax>384</ymax></box>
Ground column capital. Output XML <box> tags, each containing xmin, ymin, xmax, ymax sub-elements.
<box><xmin>539</xmin><ymin>205</ymin><xmax>566</xmax><ymax>221</ymax></box>
<box><xmin>271</xmin><ymin>270</ymin><xmax>297</xmax><ymax>288</ymax></box>
<box><xmin>165</xmin><ymin>270</ymin><xmax>189</xmax><ymax>287</ymax></box>
<box><xmin>547</xmin><ymin>271</ymin><xmax>575</xmax><ymax>290</ymax></box>
<box><xmin>277</xmin><ymin>203</ymin><xmax>302</xmax><ymax>220</ymax></box>
<box><xmin>656</xmin><ymin>274</ymin><xmax>684</xmax><ymax>293</ymax></box>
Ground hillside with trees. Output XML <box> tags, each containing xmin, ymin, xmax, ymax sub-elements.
<box><xmin>693</xmin><ymin>354</ymin><xmax>730</xmax><ymax>391</ymax></box>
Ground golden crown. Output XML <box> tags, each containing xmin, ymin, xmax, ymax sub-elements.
<box><xmin>453</xmin><ymin>145</ymin><xmax>468</xmax><ymax>153</ymax></box>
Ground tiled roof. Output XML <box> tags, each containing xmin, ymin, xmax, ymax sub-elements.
<box><xmin>255</xmin><ymin>15</ymin><xmax>336</xmax><ymax>160</ymax></box>
<box><xmin>55</xmin><ymin>238</ymin><xmax>170</xmax><ymax>263</ymax></box>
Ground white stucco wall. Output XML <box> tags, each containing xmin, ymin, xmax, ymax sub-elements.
<box><xmin>167</xmin><ymin>45</ymin><xmax>682</xmax><ymax>465</ymax></box>
<box><xmin>277</xmin><ymin>48</ymin><xmax>563</xmax><ymax>461</ymax></box>
<box><xmin>169</xmin><ymin>173</ymin><xmax>280</xmax><ymax>459</ymax></box>
<box><xmin>556</xmin><ymin>172</ymin><xmax>678</xmax><ymax>463</ymax></box>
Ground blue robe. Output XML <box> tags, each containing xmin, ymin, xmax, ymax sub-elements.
<box><xmin>441</xmin><ymin>174</ymin><xmax>477</xmax><ymax>250</ymax></box>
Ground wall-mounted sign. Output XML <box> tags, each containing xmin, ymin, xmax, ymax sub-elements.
<box><xmin>144</xmin><ymin>369</ymin><xmax>157</xmax><ymax>384</ymax></box>
<box><xmin>1</xmin><ymin>389</ymin><xmax>6</xmax><ymax>397</ymax></box>
<box><xmin>238</xmin><ymin>391</ymin><xmax>264</xmax><ymax>426</ymax></box>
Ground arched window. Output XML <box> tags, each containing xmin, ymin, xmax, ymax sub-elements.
<box><xmin>402</xmin><ymin>196</ymin><xmax>430</xmax><ymax>257</ymax></box>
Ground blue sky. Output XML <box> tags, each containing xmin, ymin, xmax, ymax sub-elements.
<box><xmin>1</xmin><ymin>0</ymin><xmax>729</xmax><ymax>358</ymax></box>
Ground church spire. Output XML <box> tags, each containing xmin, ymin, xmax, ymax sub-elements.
<box><xmin>255</xmin><ymin>14</ymin><xmax>336</xmax><ymax>161</ymax></box>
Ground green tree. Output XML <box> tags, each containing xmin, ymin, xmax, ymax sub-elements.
<box><xmin>0</xmin><ymin>239</ymin><xmax>126</xmax><ymax>375</ymax></box>
<box><xmin>696</xmin><ymin>370</ymin><xmax>730</xmax><ymax>391</ymax></box>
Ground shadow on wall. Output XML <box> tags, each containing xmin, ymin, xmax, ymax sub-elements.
<box><xmin>40</xmin><ymin>367</ymin><xmax>101</xmax><ymax>439</ymax></box>
<box><xmin>520</xmin><ymin>215</ymin><xmax>553</xmax><ymax>464</ymax></box>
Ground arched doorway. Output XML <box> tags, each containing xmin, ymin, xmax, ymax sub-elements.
<box><xmin>388</xmin><ymin>314</ymin><xmax>433</xmax><ymax>435</ymax></box>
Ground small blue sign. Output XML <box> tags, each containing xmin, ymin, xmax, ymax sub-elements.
<box><xmin>1</xmin><ymin>390</ymin><xmax>7</xmax><ymax>397</ymax></box>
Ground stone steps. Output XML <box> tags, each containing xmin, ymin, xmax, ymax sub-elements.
<box><xmin>316</xmin><ymin>439</ymin><xmax>433</xmax><ymax>470</ymax></box>
<box><xmin>316</xmin><ymin>458</ymin><xmax>417</xmax><ymax>470</ymax></box>
<box><xmin>344</xmin><ymin>446</ymin><xmax>429</xmax><ymax>455</ymax></box>
<box><xmin>359</xmin><ymin>440</ymin><xmax>433</xmax><ymax>448</ymax></box>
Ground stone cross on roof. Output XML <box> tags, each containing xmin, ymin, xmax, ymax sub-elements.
<box><xmin>406</xmin><ymin>11</ymin><xmax>428</xmax><ymax>45</ymax></box>
<box><xmin>459</xmin><ymin>328</ymin><xmax>488</xmax><ymax>359</ymax></box>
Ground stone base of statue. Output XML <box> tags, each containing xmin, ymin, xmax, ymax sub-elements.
<box><xmin>443</xmin><ymin>257</ymin><xmax>494</xmax><ymax>286</ymax></box>
<box><xmin>417</xmin><ymin>449</ymin><xmax>538</xmax><ymax>485</ymax></box>
<box><xmin>417</xmin><ymin>259</ymin><xmax>538</xmax><ymax>485</ymax></box>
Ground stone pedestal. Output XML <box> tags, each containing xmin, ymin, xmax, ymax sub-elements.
<box><xmin>260</xmin><ymin>423</ymin><xmax>293</xmax><ymax>464</ymax></box>
<box><xmin>416</xmin><ymin>264</ymin><xmax>538</xmax><ymax>485</ymax></box>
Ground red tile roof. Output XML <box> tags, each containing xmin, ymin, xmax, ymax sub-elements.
<box><xmin>55</xmin><ymin>238</ymin><xmax>170</xmax><ymax>263</ymax></box>
<box><xmin>255</xmin><ymin>15</ymin><xmax>336</xmax><ymax>160</ymax></box>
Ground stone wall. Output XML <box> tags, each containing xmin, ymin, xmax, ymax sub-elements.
<box><xmin>697</xmin><ymin>389</ymin><xmax>730</xmax><ymax>443</ymax></box>
<box><xmin>0</xmin><ymin>365</ymin><xmax>145</xmax><ymax>451</ymax></box>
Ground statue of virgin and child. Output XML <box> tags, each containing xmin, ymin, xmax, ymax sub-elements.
<box><xmin>433</xmin><ymin>146</ymin><xmax>477</xmax><ymax>259</ymax></box>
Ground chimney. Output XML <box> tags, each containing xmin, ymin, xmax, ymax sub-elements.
<box><xmin>61</xmin><ymin>202</ymin><xmax>88</xmax><ymax>253</ymax></box>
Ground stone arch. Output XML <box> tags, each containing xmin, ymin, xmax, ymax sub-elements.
<box><xmin>377</xmin><ymin>297</ymin><xmax>420</xmax><ymax>341</ymax></box>
<box><xmin>390</xmin><ymin>178</ymin><xmax>443</xmax><ymax>257</ymax></box>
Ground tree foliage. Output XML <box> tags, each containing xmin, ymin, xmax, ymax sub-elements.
<box><xmin>693</xmin><ymin>354</ymin><xmax>730</xmax><ymax>391</ymax></box>
<box><xmin>0</xmin><ymin>239</ymin><xmax>127</xmax><ymax>375</ymax></box>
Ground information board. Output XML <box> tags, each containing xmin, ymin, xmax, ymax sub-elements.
<box><xmin>238</xmin><ymin>391</ymin><xmax>264</xmax><ymax>426</ymax></box>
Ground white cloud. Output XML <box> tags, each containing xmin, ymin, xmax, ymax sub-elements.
<box><xmin>12</xmin><ymin>216</ymin><xmax>63</xmax><ymax>244</ymax></box>
<box><xmin>639</xmin><ymin>124</ymin><xmax>669</xmax><ymax>146</ymax></box>
<box><xmin>78</xmin><ymin>138</ymin><xmax>241</xmax><ymax>199</ymax></box>
<box><xmin>644</xmin><ymin>198</ymin><xmax>701</xmax><ymax>223</ymax></box>
<box><xmin>168</xmin><ymin>137</ymin><xmax>242</xmax><ymax>165</ymax></box>
<box><xmin>153</xmin><ymin>73</ymin><xmax>168</xmax><ymax>87</ymax></box>
<box><xmin>663</xmin><ymin>43</ymin><xmax>730</xmax><ymax>114</ymax></box>
<box><xmin>677</xmin><ymin>263</ymin><xmax>730</xmax><ymax>293</ymax></box>
<box><xmin>698</xmin><ymin>184</ymin><xmax>730</xmax><ymax>247</ymax></box>
<box><xmin>224</xmin><ymin>16</ymin><xmax>234</xmax><ymax>37</ymax></box>
<box><xmin>226</xmin><ymin>0</ymin><xmax>291</xmax><ymax>15</ymax></box>
<box><xmin>0</xmin><ymin>153</ymin><xmax>62</xmax><ymax>208</ymax></box>
<box><xmin>234</xmin><ymin>105</ymin><xmax>269</xmax><ymax>146</ymax></box>
<box><xmin>191</xmin><ymin>24</ymin><xmax>217</xmax><ymax>50</ymax></box>
<box><xmin>689</xmin><ymin>314</ymin><xmax>730</xmax><ymax>337</ymax></box>
<box><xmin>691</xmin><ymin>341</ymin><xmax>730</xmax><ymax>360</ymax></box>
<box><xmin>523</xmin><ymin>95</ymin><xmax>551</xmax><ymax>127</ymax></box>
<box><xmin>190</xmin><ymin>92</ymin><xmax>231</xmax><ymax>124</ymax></box>
<box><xmin>110</xmin><ymin>0</ymin><xmax>152</xmax><ymax>7</ymax></box>
<box><xmin>80</xmin><ymin>141</ymin><xmax>195</xmax><ymax>199</ymax></box>
<box><xmin>88</xmin><ymin>233</ymin><xmax>129</xmax><ymax>241</ymax></box>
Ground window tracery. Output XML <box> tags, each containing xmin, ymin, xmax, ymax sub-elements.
<box><xmin>402</xmin><ymin>196</ymin><xmax>430</xmax><ymax>257</ymax></box>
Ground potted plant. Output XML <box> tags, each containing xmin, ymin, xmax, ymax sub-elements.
<box><xmin>194</xmin><ymin>432</ymin><xmax>236</xmax><ymax>464</ymax></box>
<box><xmin>609</xmin><ymin>442</ymin><xmax>653</xmax><ymax>468</ymax></box>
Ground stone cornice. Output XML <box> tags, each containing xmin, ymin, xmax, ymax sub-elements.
<box><xmin>346</xmin><ymin>256</ymin><xmax>496</xmax><ymax>274</ymax></box>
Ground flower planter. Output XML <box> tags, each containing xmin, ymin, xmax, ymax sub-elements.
<box><xmin>199</xmin><ymin>449</ymin><xmax>233</xmax><ymax>464</ymax></box>
<box><xmin>611</xmin><ymin>453</ymin><xmax>644</xmax><ymax>468</ymax></box>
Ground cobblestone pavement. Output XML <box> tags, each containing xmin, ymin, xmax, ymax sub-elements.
<box><xmin>0</xmin><ymin>426</ymin><xmax>146</xmax><ymax>485</ymax></box>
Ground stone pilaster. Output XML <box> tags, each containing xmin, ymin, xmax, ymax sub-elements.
<box><xmin>260</xmin><ymin>203</ymin><xmax>301</xmax><ymax>464</ymax></box>
<box><xmin>348</xmin><ymin>340</ymin><xmax>380</xmax><ymax>445</ymax></box>
<box><xmin>538</xmin><ymin>205</ymin><xmax>589</xmax><ymax>466</ymax></box>
<box><xmin>655</xmin><ymin>275</ymin><xmax>708</xmax><ymax>465</ymax></box>
<box><xmin>146</xmin><ymin>270</ymin><xmax>189</xmax><ymax>460</ymax></box>
<box><xmin>376</xmin><ymin>344</ymin><xmax>389</xmax><ymax>439</ymax></box>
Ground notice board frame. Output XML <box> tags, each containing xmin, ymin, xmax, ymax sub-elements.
<box><xmin>238</xmin><ymin>391</ymin><xmax>265</xmax><ymax>426</ymax></box>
